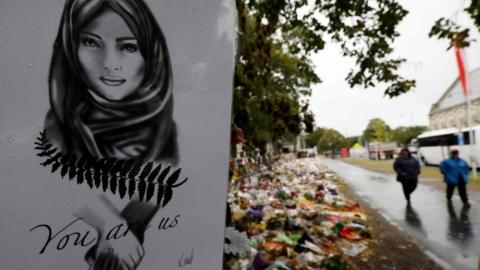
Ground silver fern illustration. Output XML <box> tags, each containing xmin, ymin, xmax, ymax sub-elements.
<box><xmin>34</xmin><ymin>131</ymin><xmax>188</xmax><ymax>207</ymax></box>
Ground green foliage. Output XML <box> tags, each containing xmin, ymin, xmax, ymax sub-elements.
<box><xmin>305</xmin><ymin>127</ymin><xmax>326</xmax><ymax>148</ymax></box>
<box><xmin>361</xmin><ymin>118</ymin><xmax>392</xmax><ymax>143</ymax></box>
<box><xmin>306</xmin><ymin>128</ymin><xmax>355</xmax><ymax>151</ymax></box>
<box><xmin>361</xmin><ymin>119</ymin><xmax>426</xmax><ymax>145</ymax></box>
<box><xmin>316</xmin><ymin>128</ymin><xmax>348</xmax><ymax>152</ymax></box>
<box><xmin>234</xmin><ymin>2</ymin><xmax>320</xmax><ymax>152</ymax></box>
<box><xmin>234</xmin><ymin>0</ymin><xmax>413</xmax><ymax>154</ymax></box>
<box><xmin>429</xmin><ymin>1</ymin><xmax>479</xmax><ymax>49</ymax></box>
<box><xmin>429</xmin><ymin>18</ymin><xmax>472</xmax><ymax>49</ymax></box>
<box><xmin>346</xmin><ymin>136</ymin><xmax>360</xmax><ymax>147</ymax></box>
<box><xmin>318</xmin><ymin>0</ymin><xmax>416</xmax><ymax>96</ymax></box>
<box><xmin>466</xmin><ymin>0</ymin><xmax>480</xmax><ymax>30</ymax></box>
<box><xmin>391</xmin><ymin>125</ymin><xmax>427</xmax><ymax>146</ymax></box>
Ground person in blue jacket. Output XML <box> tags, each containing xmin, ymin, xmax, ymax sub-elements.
<box><xmin>440</xmin><ymin>150</ymin><xmax>470</xmax><ymax>207</ymax></box>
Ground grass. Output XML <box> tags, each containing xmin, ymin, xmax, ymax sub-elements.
<box><xmin>342</xmin><ymin>158</ymin><xmax>480</xmax><ymax>191</ymax></box>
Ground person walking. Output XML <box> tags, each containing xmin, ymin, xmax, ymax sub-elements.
<box><xmin>394</xmin><ymin>148</ymin><xmax>420</xmax><ymax>205</ymax></box>
<box><xmin>440</xmin><ymin>150</ymin><xmax>471</xmax><ymax>207</ymax></box>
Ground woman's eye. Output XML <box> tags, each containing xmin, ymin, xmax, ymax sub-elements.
<box><xmin>121</xmin><ymin>44</ymin><xmax>138</xmax><ymax>53</ymax></box>
<box><xmin>80</xmin><ymin>38</ymin><xmax>100</xmax><ymax>48</ymax></box>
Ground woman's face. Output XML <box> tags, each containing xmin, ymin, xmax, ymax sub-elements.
<box><xmin>77</xmin><ymin>9</ymin><xmax>145</xmax><ymax>101</ymax></box>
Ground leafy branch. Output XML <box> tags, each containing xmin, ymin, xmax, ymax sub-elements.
<box><xmin>34</xmin><ymin>130</ymin><xmax>188</xmax><ymax>208</ymax></box>
<box><xmin>429</xmin><ymin>1</ymin><xmax>480</xmax><ymax>50</ymax></box>
<box><xmin>429</xmin><ymin>18</ymin><xmax>473</xmax><ymax>49</ymax></box>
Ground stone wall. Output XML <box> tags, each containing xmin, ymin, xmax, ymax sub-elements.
<box><xmin>429</xmin><ymin>99</ymin><xmax>480</xmax><ymax>130</ymax></box>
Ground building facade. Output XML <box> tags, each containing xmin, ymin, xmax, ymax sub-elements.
<box><xmin>429</xmin><ymin>68</ymin><xmax>480</xmax><ymax>130</ymax></box>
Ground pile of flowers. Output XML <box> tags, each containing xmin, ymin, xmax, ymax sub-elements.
<box><xmin>225</xmin><ymin>158</ymin><xmax>371</xmax><ymax>270</ymax></box>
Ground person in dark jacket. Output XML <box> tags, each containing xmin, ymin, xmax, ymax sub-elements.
<box><xmin>440</xmin><ymin>150</ymin><xmax>470</xmax><ymax>207</ymax></box>
<box><xmin>394</xmin><ymin>148</ymin><xmax>421</xmax><ymax>204</ymax></box>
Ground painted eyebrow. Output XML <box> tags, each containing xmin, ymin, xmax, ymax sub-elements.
<box><xmin>116</xmin><ymin>37</ymin><xmax>137</xmax><ymax>42</ymax></box>
<box><xmin>80</xmin><ymin>31</ymin><xmax>102</xmax><ymax>40</ymax></box>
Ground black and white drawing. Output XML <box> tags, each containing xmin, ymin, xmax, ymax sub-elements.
<box><xmin>39</xmin><ymin>0</ymin><xmax>184</xmax><ymax>268</ymax></box>
<box><xmin>0</xmin><ymin>0</ymin><xmax>235</xmax><ymax>268</ymax></box>
<box><xmin>46</xmin><ymin>0</ymin><xmax>178</xmax><ymax>163</ymax></box>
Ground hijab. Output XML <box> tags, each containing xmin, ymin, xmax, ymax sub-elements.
<box><xmin>46</xmin><ymin>0</ymin><xmax>178</xmax><ymax>164</ymax></box>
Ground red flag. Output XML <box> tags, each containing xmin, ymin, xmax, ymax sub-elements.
<box><xmin>454</xmin><ymin>46</ymin><xmax>469</xmax><ymax>96</ymax></box>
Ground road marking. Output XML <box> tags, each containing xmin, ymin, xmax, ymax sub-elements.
<box><xmin>424</xmin><ymin>250</ymin><xmax>454</xmax><ymax>270</ymax></box>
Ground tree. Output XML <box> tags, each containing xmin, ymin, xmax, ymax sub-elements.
<box><xmin>391</xmin><ymin>126</ymin><xmax>427</xmax><ymax>146</ymax></box>
<box><xmin>234</xmin><ymin>0</ymin><xmax>414</xmax><ymax>154</ymax></box>
<box><xmin>305</xmin><ymin>127</ymin><xmax>326</xmax><ymax>148</ymax></box>
<box><xmin>316</xmin><ymin>128</ymin><xmax>348</xmax><ymax>152</ymax></box>
<box><xmin>347</xmin><ymin>136</ymin><xmax>360</xmax><ymax>147</ymax></box>
<box><xmin>429</xmin><ymin>1</ymin><xmax>480</xmax><ymax>49</ymax></box>
<box><xmin>361</xmin><ymin>118</ymin><xmax>392</xmax><ymax>143</ymax></box>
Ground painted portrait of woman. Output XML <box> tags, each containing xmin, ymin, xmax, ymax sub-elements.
<box><xmin>43</xmin><ymin>0</ymin><xmax>179</xmax><ymax>269</ymax></box>
<box><xmin>46</xmin><ymin>0</ymin><xmax>178</xmax><ymax>164</ymax></box>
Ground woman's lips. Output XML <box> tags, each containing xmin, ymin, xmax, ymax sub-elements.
<box><xmin>100</xmin><ymin>76</ymin><xmax>126</xmax><ymax>86</ymax></box>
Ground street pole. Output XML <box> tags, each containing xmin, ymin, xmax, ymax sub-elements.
<box><xmin>452</xmin><ymin>8</ymin><xmax>477</xmax><ymax>178</ymax></box>
<box><xmin>454</xmin><ymin>44</ymin><xmax>477</xmax><ymax>178</ymax></box>
<box><xmin>463</xmin><ymin>50</ymin><xmax>477</xmax><ymax>178</ymax></box>
<box><xmin>465</xmin><ymin>91</ymin><xmax>477</xmax><ymax>177</ymax></box>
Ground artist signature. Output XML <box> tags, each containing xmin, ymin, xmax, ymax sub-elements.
<box><xmin>178</xmin><ymin>249</ymin><xmax>194</xmax><ymax>268</ymax></box>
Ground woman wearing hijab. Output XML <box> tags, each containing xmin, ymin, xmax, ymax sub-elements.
<box><xmin>45</xmin><ymin>0</ymin><xmax>178</xmax><ymax>268</ymax></box>
<box><xmin>394</xmin><ymin>148</ymin><xmax>421</xmax><ymax>205</ymax></box>
<box><xmin>46</xmin><ymin>0</ymin><xmax>178</xmax><ymax>164</ymax></box>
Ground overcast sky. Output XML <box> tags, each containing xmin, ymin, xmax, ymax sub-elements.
<box><xmin>309</xmin><ymin>0</ymin><xmax>480</xmax><ymax>137</ymax></box>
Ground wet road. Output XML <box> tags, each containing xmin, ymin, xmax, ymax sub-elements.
<box><xmin>324</xmin><ymin>159</ymin><xmax>480</xmax><ymax>270</ymax></box>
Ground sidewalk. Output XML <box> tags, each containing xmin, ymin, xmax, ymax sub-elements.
<box><xmin>325</xmin><ymin>158</ymin><xmax>480</xmax><ymax>270</ymax></box>
<box><xmin>343</xmin><ymin>158</ymin><xmax>480</xmax><ymax>192</ymax></box>
<box><xmin>224</xmin><ymin>158</ymin><xmax>442</xmax><ymax>269</ymax></box>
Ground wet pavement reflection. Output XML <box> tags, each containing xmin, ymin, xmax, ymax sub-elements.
<box><xmin>447</xmin><ymin>203</ymin><xmax>474</xmax><ymax>247</ymax></box>
<box><xmin>324</xmin><ymin>159</ymin><xmax>480</xmax><ymax>270</ymax></box>
<box><xmin>405</xmin><ymin>205</ymin><xmax>423</xmax><ymax>229</ymax></box>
